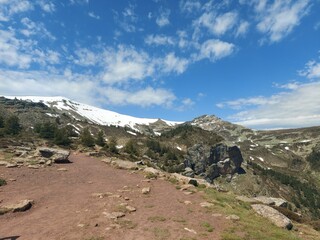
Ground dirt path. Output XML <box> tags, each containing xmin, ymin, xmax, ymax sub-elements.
<box><xmin>0</xmin><ymin>153</ymin><xmax>227</xmax><ymax>240</ymax></box>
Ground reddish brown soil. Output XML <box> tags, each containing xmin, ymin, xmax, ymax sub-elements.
<box><xmin>0</xmin><ymin>153</ymin><xmax>227</xmax><ymax>240</ymax></box>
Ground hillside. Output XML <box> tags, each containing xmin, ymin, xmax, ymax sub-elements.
<box><xmin>0</xmin><ymin>96</ymin><xmax>320</xmax><ymax>238</ymax></box>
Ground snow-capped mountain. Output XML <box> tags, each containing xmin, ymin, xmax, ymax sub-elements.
<box><xmin>4</xmin><ymin>96</ymin><xmax>181</xmax><ymax>131</ymax></box>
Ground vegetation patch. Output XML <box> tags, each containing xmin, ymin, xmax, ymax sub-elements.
<box><xmin>0</xmin><ymin>178</ymin><xmax>6</xmax><ymax>186</ymax></box>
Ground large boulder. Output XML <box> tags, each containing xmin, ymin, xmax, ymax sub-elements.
<box><xmin>251</xmin><ymin>204</ymin><xmax>293</xmax><ymax>230</ymax></box>
<box><xmin>184</xmin><ymin>143</ymin><xmax>244</xmax><ymax>183</ymax></box>
<box><xmin>38</xmin><ymin>147</ymin><xmax>70</xmax><ymax>163</ymax></box>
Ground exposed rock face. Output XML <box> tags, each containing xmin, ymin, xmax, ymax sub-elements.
<box><xmin>38</xmin><ymin>147</ymin><xmax>70</xmax><ymax>163</ymax></box>
<box><xmin>251</xmin><ymin>204</ymin><xmax>293</xmax><ymax>230</ymax></box>
<box><xmin>184</xmin><ymin>143</ymin><xmax>244</xmax><ymax>183</ymax></box>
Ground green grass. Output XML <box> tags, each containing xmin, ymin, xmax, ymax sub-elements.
<box><xmin>153</xmin><ymin>227</ymin><xmax>171</xmax><ymax>240</ymax></box>
<box><xmin>148</xmin><ymin>216</ymin><xmax>167</xmax><ymax>222</ymax></box>
<box><xmin>201</xmin><ymin>221</ymin><xmax>214</xmax><ymax>232</ymax></box>
<box><xmin>204</xmin><ymin>188</ymin><xmax>302</xmax><ymax>240</ymax></box>
<box><xmin>0</xmin><ymin>178</ymin><xmax>6</xmax><ymax>186</ymax></box>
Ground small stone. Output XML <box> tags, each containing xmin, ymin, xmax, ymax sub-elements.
<box><xmin>126</xmin><ymin>206</ymin><xmax>136</xmax><ymax>212</ymax></box>
<box><xmin>124</xmin><ymin>197</ymin><xmax>130</xmax><ymax>201</ymax></box>
<box><xmin>39</xmin><ymin>159</ymin><xmax>46</xmax><ymax>164</ymax></box>
<box><xmin>6</xmin><ymin>163</ymin><xmax>18</xmax><ymax>168</ymax></box>
<box><xmin>200</xmin><ymin>202</ymin><xmax>214</xmax><ymax>208</ymax></box>
<box><xmin>57</xmin><ymin>168</ymin><xmax>67</xmax><ymax>171</ymax></box>
<box><xmin>103</xmin><ymin>211</ymin><xmax>126</xmax><ymax>219</ymax></box>
<box><xmin>184</xmin><ymin>191</ymin><xmax>193</xmax><ymax>195</ymax></box>
<box><xmin>212</xmin><ymin>213</ymin><xmax>223</xmax><ymax>217</ymax></box>
<box><xmin>45</xmin><ymin>160</ymin><xmax>52</xmax><ymax>166</ymax></box>
<box><xmin>3</xmin><ymin>199</ymin><xmax>33</xmax><ymax>212</ymax></box>
<box><xmin>226</xmin><ymin>214</ymin><xmax>240</xmax><ymax>221</ymax></box>
<box><xmin>184</xmin><ymin>227</ymin><xmax>197</xmax><ymax>234</ymax></box>
<box><xmin>77</xmin><ymin>224</ymin><xmax>85</xmax><ymax>228</ymax></box>
<box><xmin>184</xmin><ymin>201</ymin><xmax>192</xmax><ymax>205</ymax></box>
<box><xmin>28</xmin><ymin>165</ymin><xmax>40</xmax><ymax>169</ymax></box>
<box><xmin>108</xmin><ymin>194</ymin><xmax>121</xmax><ymax>198</ymax></box>
<box><xmin>9</xmin><ymin>178</ymin><xmax>16</xmax><ymax>181</ymax></box>
<box><xmin>141</xmin><ymin>187</ymin><xmax>150</xmax><ymax>194</ymax></box>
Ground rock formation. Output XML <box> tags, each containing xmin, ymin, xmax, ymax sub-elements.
<box><xmin>184</xmin><ymin>143</ymin><xmax>244</xmax><ymax>183</ymax></box>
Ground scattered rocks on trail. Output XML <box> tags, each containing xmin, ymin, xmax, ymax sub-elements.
<box><xmin>38</xmin><ymin>147</ymin><xmax>70</xmax><ymax>163</ymax></box>
<box><xmin>251</xmin><ymin>204</ymin><xmax>293</xmax><ymax>230</ymax></box>
<box><xmin>200</xmin><ymin>202</ymin><xmax>214</xmax><ymax>208</ymax></box>
<box><xmin>103</xmin><ymin>211</ymin><xmax>126</xmax><ymax>220</ymax></box>
<box><xmin>0</xmin><ymin>200</ymin><xmax>33</xmax><ymax>214</ymax></box>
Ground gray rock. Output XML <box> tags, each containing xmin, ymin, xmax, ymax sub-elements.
<box><xmin>111</xmin><ymin>159</ymin><xmax>138</xmax><ymax>170</ymax></box>
<box><xmin>251</xmin><ymin>204</ymin><xmax>293</xmax><ymax>230</ymax></box>
<box><xmin>6</xmin><ymin>163</ymin><xmax>18</xmax><ymax>168</ymax></box>
<box><xmin>0</xmin><ymin>161</ymin><xmax>8</xmax><ymax>166</ymax></box>
<box><xmin>38</xmin><ymin>147</ymin><xmax>70</xmax><ymax>163</ymax></box>
<box><xmin>182</xmin><ymin>167</ymin><xmax>195</xmax><ymax>178</ymax></box>
<box><xmin>2</xmin><ymin>200</ymin><xmax>33</xmax><ymax>213</ymax></box>
<box><xmin>141</xmin><ymin>187</ymin><xmax>151</xmax><ymax>194</ymax></box>
<box><xmin>184</xmin><ymin>143</ymin><xmax>244</xmax><ymax>183</ymax></box>
<box><xmin>188</xmin><ymin>179</ymin><xmax>198</xmax><ymax>187</ymax></box>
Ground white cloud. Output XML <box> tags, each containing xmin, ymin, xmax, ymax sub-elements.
<box><xmin>161</xmin><ymin>52</ymin><xmax>189</xmax><ymax>74</ymax></box>
<box><xmin>0</xmin><ymin>0</ymin><xmax>34</xmax><ymax>21</ymax></box>
<box><xmin>145</xmin><ymin>34</ymin><xmax>175</xmax><ymax>46</ymax></box>
<box><xmin>102</xmin><ymin>87</ymin><xmax>176</xmax><ymax>107</ymax></box>
<box><xmin>273</xmin><ymin>82</ymin><xmax>300</xmax><ymax>90</ymax></box>
<box><xmin>0</xmin><ymin>29</ymin><xmax>32</xmax><ymax>68</ymax></box>
<box><xmin>156</xmin><ymin>9</ymin><xmax>170</xmax><ymax>27</ymax></box>
<box><xmin>0</xmin><ymin>69</ymin><xmax>98</xmax><ymax>105</ymax></box>
<box><xmin>180</xmin><ymin>0</ymin><xmax>201</xmax><ymax>13</ymax></box>
<box><xmin>221</xmin><ymin>81</ymin><xmax>320</xmax><ymax>129</ymax></box>
<box><xmin>102</xmin><ymin>45</ymin><xmax>154</xmax><ymax>85</ymax></box>
<box><xmin>114</xmin><ymin>4</ymin><xmax>138</xmax><ymax>33</ymax></box>
<box><xmin>255</xmin><ymin>0</ymin><xmax>311</xmax><ymax>43</ymax></box>
<box><xmin>38</xmin><ymin>0</ymin><xmax>55</xmax><ymax>13</ymax></box>
<box><xmin>74</xmin><ymin>48</ymin><xmax>100</xmax><ymax>66</ymax></box>
<box><xmin>236</xmin><ymin>21</ymin><xmax>250</xmax><ymax>37</ymax></box>
<box><xmin>20</xmin><ymin>17</ymin><xmax>55</xmax><ymax>40</ymax></box>
<box><xmin>194</xmin><ymin>11</ymin><xmax>238</xmax><ymax>36</ymax></box>
<box><xmin>299</xmin><ymin>60</ymin><xmax>320</xmax><ymax>79</ymax></box>
<box><xmin>88</xmin><ymin>12</ymin><xmax>100</xmax><ymax>20</ymax></box>
<box><xmin>197</xmin><ymin>39</ymin><xmax>235</xmax><ymax>62</ymax></box>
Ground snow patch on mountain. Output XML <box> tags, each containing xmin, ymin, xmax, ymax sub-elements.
<box><xmin>5</xmin><ymin>96</ymin><xmax>181</xmax><ymax>131</ymax></box>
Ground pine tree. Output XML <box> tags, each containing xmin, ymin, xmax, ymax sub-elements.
<box><xmin>96</xmin><ymin>130</ymin><xmax>106</xmax><ymax>147</ymax></box>
<box><xmin>4</xmin><ymin>115</ymin><xmax>22</xmax><ymax>135</ymax></box>
<box><xmin>80</xmin><ymin>127</ymin><xmax>95</xmax><ymax>147</ymax></box>
<box><xmin>108</xmin><ymin>136</ymin><xmax>118</xmax><ymax>154</ymax></box>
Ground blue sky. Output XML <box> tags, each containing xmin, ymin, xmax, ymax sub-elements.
<box><xmin>0</xmin><ymin>0</ymin><xmax>320</xmax><ymax>129</ymax></box>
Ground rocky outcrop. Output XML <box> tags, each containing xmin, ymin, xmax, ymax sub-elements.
<box><xmin>251</xmin><ymin>204</ymin><xmax>293</xmax><ymax>230</ymax></box>
<box><xmin>184</xmin><ymin>143</ymin><xmax>244</xmax><ymax>183</ymax></box>
<box><xmin>38</xmin><ymin>147</ymin><xmax>70</xmax><ymax>163</ymax></box>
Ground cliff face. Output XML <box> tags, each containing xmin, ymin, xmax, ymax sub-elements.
<box><xmin>184</xmin><ymin>143</ymin><xmax>244</xmax><ymax>183</ymax></box>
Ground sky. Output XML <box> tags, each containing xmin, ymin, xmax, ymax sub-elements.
<box><xmin>0</xmin><ymin>0</ymin><xmax>320</xmax><ymax>130</ymax></box>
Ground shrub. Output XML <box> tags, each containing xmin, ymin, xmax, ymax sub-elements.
<box><xmin>108</xmin><ymin>136</ymin><xmax>118</xmax><ymax>154</ymax></box>
<box><xmin>0</xmin><ymin>178</ymin><xmax>6</xmax><ymax>186</ymax></box>
<box><xmin>4</xmin><ymin>115</ymin><xmax>22</xmax><ymax>135</ymax></box>
<box><xmin>80</xmin><ymin>127</ymin><xmax>95</xmax><ymax>147</ymax></box>
<box><xmin>124</xmin><ymin>139</ymin><xmax>139</xmax><ymax>156</ymax></box>
<box><xmin>95</xmin><ymin>130</ymin><xmax>106</xmax><ymax>147</ymax></box>
<box><xmin>54</xmin><ymin>127</ymin><xmax>72</xmax><ymax>146</ymax></box>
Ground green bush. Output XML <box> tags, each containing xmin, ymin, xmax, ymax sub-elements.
<box><xmin>4</xmin><ymin>115</ymin><xmax>22</xmax><ymax>135</ymax></box>
<box><xmin>306</xmin><ymin>149</ymin><xmax>320</xmax><ymax>170</ymax></box>
<box><xmin>95</xmin><ymin>130</ymin><xmax>106</xmax><ymax>147</ymax></box>
<box><xmin>80</xmin><ymin>127</ymin><xmax>95</xmax><ymax>147</ymax></box>
<box><xmin>0</xmin><ymin>178</ymin><xmax>6</xmax><ymax>186</ymax></box>
<box><xmin>108</xmin><ymin>136</ymin><xmax>118</xmax><ymax>154</ymax></box>
<box><xmin>124</xmin><ymin>139</ymin><xmax>139</xmax><ymax>156</ymax></box>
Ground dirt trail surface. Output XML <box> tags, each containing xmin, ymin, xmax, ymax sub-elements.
<box><xmin>0</xmin><ymin>153</ymin><xmax>227</xmax><ymax>240</ymax></box>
